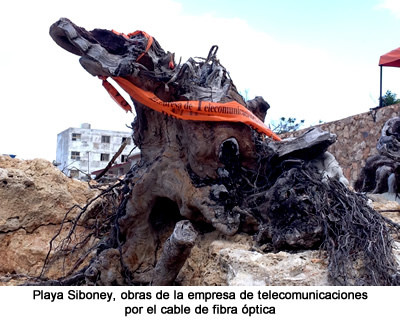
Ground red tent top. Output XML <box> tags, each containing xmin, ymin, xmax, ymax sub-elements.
<box><xmin>379</xmin><ymin>47</ymin><xmax>400</xmax><ymax>67</ymax></box>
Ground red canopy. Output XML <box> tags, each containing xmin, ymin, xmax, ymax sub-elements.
<box><xmin>379</xmin><ymin>47</ymin><xmax>400</xmax><ymax>67</ymax></box>
<box><xmin>378</xmin><ymin>46</ymin><xmax>400</xmax><ymax>107</ymax></box>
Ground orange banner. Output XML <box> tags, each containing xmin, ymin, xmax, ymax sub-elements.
<box><xmin>106</xmin><ymin>76</ymin><xmax>280</xmax><ymax>141</ymax></box>
<box><xmin>101</xmin><ymin>29</ymin><xmax>280</xmax><ymax>140</ymax></box>
<box><xmin>111</xmin><ymin>29</ymin><xmax>153</xmax><ymax>62</ymax></box>
<box><xmin>101</xmin><ymin>77</ymin><xmax>132</xmax><ymax>113</ymax></box>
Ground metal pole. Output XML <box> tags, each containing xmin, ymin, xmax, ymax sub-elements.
<box><xmin>87</xmin><ymin>151</ymin><xmax>90</xmax><ymax>176</ymax></box>
<box><xmin>379</xmin><ymin>65</ymin><xmax>383</xmax><ymax>107</ymax></box>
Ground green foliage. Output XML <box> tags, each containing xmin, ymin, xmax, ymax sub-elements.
<box><xmin>271</xmin><ymin>117</ymin><xmax>305</xmax><ymax>134</ymax></box>
<box><xmin>381</xmin><ymin>90</ymin><xmax>400</xmax><ymax>107</ymax></box>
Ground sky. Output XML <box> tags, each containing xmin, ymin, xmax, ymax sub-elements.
<box><xmin>1</xmin><ymin>0</ymin><xmax>400</xmax><ymax>161</ymax></box>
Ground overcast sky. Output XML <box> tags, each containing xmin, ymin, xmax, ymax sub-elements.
<box><xmin>1</xmin><ymin>0</ymin><xmax>400</xmax><ymax>161</ymax></box>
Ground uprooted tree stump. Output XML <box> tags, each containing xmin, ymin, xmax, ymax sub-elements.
<box><xmin>355</xmin><ymin>116</ymin><xmax>400</xmax><ymax>194</ymax></box>
<box><xmin>40</xmin><ymin>18</ymin><xmax>400</xmax><ymax>286</ymax></box>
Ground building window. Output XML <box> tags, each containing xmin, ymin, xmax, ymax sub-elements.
<box><xmin>71</xmin><ymin>151</ymin><xmax>80</xmax><ymax>160</ymax></box>
<box><xmin>101</xmin><ymin>153</ymin><xmax>110</xmax><ymax>162</ymax></box>
<box><xmin>70</xmin><ymin>169</ymin><xmax>79</xmax><ymax>178</ymax></box>
<box><xmin>71</xmin><ymin>133</ymin><xmax>81</xmax><ymax>141</ymax></box>
<box><xmin>122</xmin><ymin>137</ymin><xmax>131</xmax><ymax>145</ymax></box>
<box><xmin>101</xmin><ymin>135</ymin><xmax>111</xmax><ymax>143</ymax></box>
<box><xmin>121</xmin><ymin>154</ymin><xmax>129</xmax><ymax>162</ymax></box>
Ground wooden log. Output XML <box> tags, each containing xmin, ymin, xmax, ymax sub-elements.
<box><xmin>95</xmin><ymin>140</ymin><xmax>127</xmax><ymax>180</ymax></box>
<box><xmin>272</xmin><ymin>127</ymin><xmax>336</xmax><ymax>160</ymax></box>
<box><xmin>151</xmin><ymin>220</ymin><xmax>197</xmax><ymax>286</ymax></box>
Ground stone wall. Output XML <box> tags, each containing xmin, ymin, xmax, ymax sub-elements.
<box><xmin>280</xmin><ymin>103</ymin><xmax>400</xmax><ymax>187</ymax></box>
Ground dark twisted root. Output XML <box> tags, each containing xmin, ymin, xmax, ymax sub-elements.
<box><xmin>252</xmin><ymin>166</ymin><xmax>400</xmax><ymax>285</ymax></box>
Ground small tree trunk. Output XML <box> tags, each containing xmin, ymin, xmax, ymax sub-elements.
<box><xmin>152</xmin><ymin>220</ymin><xmax>197</xmax><ymax>286</ymax></box>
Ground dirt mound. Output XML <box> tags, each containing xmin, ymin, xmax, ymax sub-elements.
<box><xmin>0</xmin><ymin>156</ymin><xmax>95</xmax><ymax>232</ymax></box>
<box><xmin>0</xmin><ymin>156</ymin><xmax>99</xmax><ymax>284</ymax></box>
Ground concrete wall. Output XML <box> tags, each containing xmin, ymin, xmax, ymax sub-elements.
<box><xmin>56</xmin><ymin>124</ymin><xmax>134</xmax><ymax>179</ymax></box>
<box><xmin>280</xmin><ymin>103</ymin><xmax>400</xmax><ymax>187</ymax></box>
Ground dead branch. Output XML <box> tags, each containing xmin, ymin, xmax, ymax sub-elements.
<box><xmin>151</xmin><ymin>220</ymin><xmax>198</xmax><ymax>285</ymax></box>
<box><xmin>95</xmin><ymin>140</ymin><xmax>128</xmax><ymax>180</ymax></box>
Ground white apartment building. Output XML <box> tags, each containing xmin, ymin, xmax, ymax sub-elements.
<box><xmin>56</xmin><ymin>123</ymin><xmax>135</xmax><ymax>180</ymax></box>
